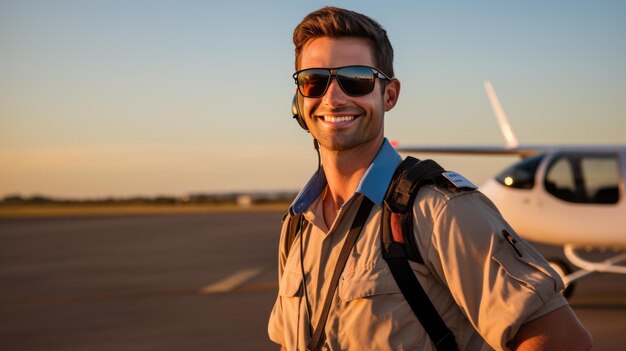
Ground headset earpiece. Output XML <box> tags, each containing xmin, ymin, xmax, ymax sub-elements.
<box><xmin>292</xmin><ymin>93</ymin><xmax>309</xmax><ymax>131</ymax></box>
<box><xmin>292</xmin><ymin>92</ymin><xmax>320</xmax><ymax>172</ymax></box>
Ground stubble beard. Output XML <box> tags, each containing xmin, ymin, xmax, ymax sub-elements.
<box><xmin>313</xmin><ymin>120</ymin><xmax>384</xmax><ymax>153</ymax></box>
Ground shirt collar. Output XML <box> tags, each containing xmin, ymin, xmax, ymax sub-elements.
<box><xmin>289</xmin><ymin>138</ymin><xmax>402</xmax><ymax>215</ymax></box>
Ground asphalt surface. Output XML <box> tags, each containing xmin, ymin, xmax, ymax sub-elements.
<box><xmin>1</xmin><ymin>212</ymin><xmax>625</xmax><ymax>350</ymax></box>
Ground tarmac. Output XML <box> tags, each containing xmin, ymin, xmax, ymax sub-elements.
<box><xmin>1</xmin><ymin>212</ymin><xmax>625</xmax><ymax>350</ymax></box>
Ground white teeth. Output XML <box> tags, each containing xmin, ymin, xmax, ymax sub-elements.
<box><xmin>324</xmin><ymin>116</ymin><xmax>355</xmax><ymax>123</ymax></box>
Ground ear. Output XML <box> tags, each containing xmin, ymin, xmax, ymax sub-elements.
<box><xmin>383</xmin><ymin>79</ymin><xmax>401</xmax><ymax>112</ymax></box>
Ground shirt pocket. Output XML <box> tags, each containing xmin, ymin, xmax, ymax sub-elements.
<box><xmin>491</xmin><ymin>240</ymin><xmax>564</xmax><ymax>303</ymax></box>
<box><xmin>338</xmin><ymin>266</ymin><xmax>401</xmax><ymax>302</ymax></box>
<box><xmin>279</xmin><ymin>270</ymin><xmax>303</xmax><ymax>298</ymax></box>
<box><xmin>336</xmin><ymin>265</ymin><xmax>430</xmax><ymax>351</ymax></box>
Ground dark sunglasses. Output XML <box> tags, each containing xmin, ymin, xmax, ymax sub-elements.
<box><xmin>293</xmin><ymin>65</ymin><xmax>392</xmax><ymax>98</ymax></box>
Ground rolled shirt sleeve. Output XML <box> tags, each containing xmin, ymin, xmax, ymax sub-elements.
<box><xmin>414</xmin><ymin>187</ymin><xmax>568</xmax><ymax>350</ymax></box>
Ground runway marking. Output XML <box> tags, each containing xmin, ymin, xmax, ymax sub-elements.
<box><xmin>201</xmin><ymin>267</ymin><xmax>266</xmax><ymax>294</ymax></box>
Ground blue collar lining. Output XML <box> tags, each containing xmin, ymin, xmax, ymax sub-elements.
<box><xmin>289</xmin><ymin>139</ymin><xmax>402</xmax><ymax>215</ymax></box>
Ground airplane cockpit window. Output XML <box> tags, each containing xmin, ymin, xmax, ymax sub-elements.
<box><xmin>544</xmin><ymin>157</ymin><xmax>577</xmax><ymax>202</ymax></box>
<box><xmin>544</xmin><ymin>153</ymin><xmax>621</xmax><ymax>204</ymax></box>
<box><xmin>495</xmin><ymin>154</ymin><xmax>544</xmax><ymax>189</ymax></box>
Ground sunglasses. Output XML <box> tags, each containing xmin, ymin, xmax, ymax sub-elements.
<box><xmin>293</xmin><ymin>65</ymin><xmax>392</xmax><ymax>98</ymax></box>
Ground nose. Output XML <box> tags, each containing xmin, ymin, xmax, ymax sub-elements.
<box><xmin>323</xmin><ymin>76</ymin><xmax>348</xmax><ymax>106</ymax></box>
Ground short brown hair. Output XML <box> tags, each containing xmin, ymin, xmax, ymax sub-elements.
<box><xmin>293</xmin><ymin>6</ymin><xmax>394</xmax><ymax>78</ymax></box>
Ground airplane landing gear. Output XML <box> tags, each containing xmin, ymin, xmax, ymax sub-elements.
<box><xmin>548</xmin><ymin>246</ymin><xmax>626</xmax><ymax>300</ymax></box>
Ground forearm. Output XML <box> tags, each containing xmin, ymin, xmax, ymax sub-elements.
<box><xmin>510</xmin><ymin>306</ymin><xmax>592</xmax><ymax>351</ymax></box>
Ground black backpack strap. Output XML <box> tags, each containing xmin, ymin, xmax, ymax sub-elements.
<box><xmin>283</xmin><ymin>212</ymin><xmax>304</xmax><ymax>257</ymax></box>
<box><xmin>382</xmin><ymin>156</ymin><xmax>445</xmax><ymax>263</ymax></box>
<box><xmin>382</xmin><ymin>156</ymin><xmax>458</xmax><ymax>351</ymax></box>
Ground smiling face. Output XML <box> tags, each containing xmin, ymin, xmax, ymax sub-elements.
<box><xmin>299</xmin><ymin>36</ymin><xmax>399</xmax><ymax>152</ymax></box>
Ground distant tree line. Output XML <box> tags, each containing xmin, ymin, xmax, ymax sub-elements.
<box><xmin>0</xmin><ymin>192</ymin><xmax>298</xmax><ymax>206</ymax></box>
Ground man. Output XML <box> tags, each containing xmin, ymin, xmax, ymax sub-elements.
<box><xmin>269</xmin><ymin>6</ymin><xmax>591</xmax><ymax>351</ymax></box>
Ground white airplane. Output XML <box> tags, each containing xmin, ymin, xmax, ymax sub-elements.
<box><xmin>396</xmin><ymin>81</ymin><xmax>626</xmax><ymax>297</ymax></box>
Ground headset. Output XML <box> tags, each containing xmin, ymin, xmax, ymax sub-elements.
<box><xmin>291</xmin><ymin>92</ymin><xmax>309</xmax><ymax>131</ymax></box>
<box><xmin>292</xmin><ymin>91</ymin><xmax>321</xmax><ymax>169</ymax></box>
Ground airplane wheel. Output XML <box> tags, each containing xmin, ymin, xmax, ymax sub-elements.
<box><xmin>548</xmin><ymin>258</ymin><xmax>575</xmax><ymax>299</ymax></box>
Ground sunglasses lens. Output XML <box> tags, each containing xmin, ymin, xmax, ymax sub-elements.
<box><xmin>337</xmin><ymin>66</ymin><xmax>376</xmax><ymax>96</ymax></box>
<box><xmin>297</xmin><ymin>69</ymin><xmax>330</xmax><ymax>98</ymax></box>
<box><xmin>296</xmin><ymin>66</ymin><xmax>381</xmax><ymax>97</ymax></box>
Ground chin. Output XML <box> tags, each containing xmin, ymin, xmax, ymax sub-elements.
<box><xmin>318</xmin><ymin>137</ymin><xmax>367</xmax><ymax>152</ymax></box>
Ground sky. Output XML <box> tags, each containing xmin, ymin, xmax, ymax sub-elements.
<box><xmin>1</xmin><ymin>0</ymin><xmax>625</xmax><ymax>198</ymax></box>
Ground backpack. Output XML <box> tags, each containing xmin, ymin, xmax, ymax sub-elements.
<box><xmin>283</xmin><ymin>156</ymin><xmax>474</xmax><ymax>351</ymax></box>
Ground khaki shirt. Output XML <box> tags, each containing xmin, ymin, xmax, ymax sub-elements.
<box><xmin>269</xmin><ymin>141</ymin><xmax>567</xmax><ymax>350</ymax></box>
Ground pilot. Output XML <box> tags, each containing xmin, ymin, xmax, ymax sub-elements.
<box><xmin>268</xmin><ymin>6</ymin><xmax>592</xmax><ymax>351</ymax></box>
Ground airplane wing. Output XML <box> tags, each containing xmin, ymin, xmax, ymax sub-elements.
<box><xmin>394</xmin><ymin>144</ymin><xmax>544</xmax><ymax>157</ymax></box>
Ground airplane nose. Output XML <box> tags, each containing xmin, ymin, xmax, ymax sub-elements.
<box><xmin>479</xmin><ymin>178</ymin><xmax>498</xmax><ymax>197</ymax></box>
<box><xmin>479</xmin><ymin>178</ymin><xmax>507</xmax><ymax>209</ymax></box>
